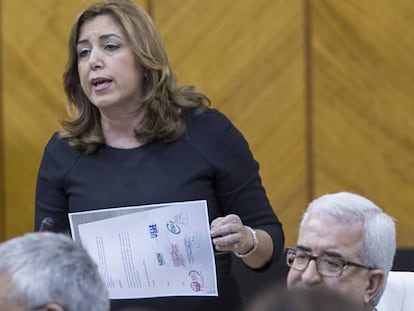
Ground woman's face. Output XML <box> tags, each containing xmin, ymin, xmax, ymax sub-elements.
<box><xmin>77</xmin><ymin>14</ymin><xmax>144</xmax><ymax>114</ymax></box>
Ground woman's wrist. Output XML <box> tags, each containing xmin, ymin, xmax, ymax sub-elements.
<box><xmin>234</xmin><ymin>226</ymin><xmax>258</xmax><ymax>258</ymax></box>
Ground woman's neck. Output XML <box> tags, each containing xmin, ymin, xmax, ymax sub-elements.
<box><xmin>100</xmin><ymin>109</ymin><xmax>145</xmax><ymax>149</ymax></box>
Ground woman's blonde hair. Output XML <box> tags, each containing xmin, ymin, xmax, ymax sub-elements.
<box><xmin>61</xmin><ymin>0</ymin><xmax>209</xmax><ymax>154</ymax></box>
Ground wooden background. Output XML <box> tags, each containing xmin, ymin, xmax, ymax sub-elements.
<box><xmin>1</xmin><ymin>0</ymin><xmax>413</xmax><ymax>250</ymax></box>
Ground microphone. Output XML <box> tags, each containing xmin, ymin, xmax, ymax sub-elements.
<box><xmin>38</xmin><ymin>217</ymin><xmax>55</xmax><ymax>233</ymax></box>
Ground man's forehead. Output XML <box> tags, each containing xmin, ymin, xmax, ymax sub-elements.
<box><xmin>297</xmin><ymin>216</ymin><xmax>364</xmax><ymax>255</ymax></box>
<box><xmin>301</xmin><ymin>215</ymin><xmax>363</xmax><ymax>232</ymax></box>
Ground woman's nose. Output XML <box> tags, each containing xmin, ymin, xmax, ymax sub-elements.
<box><xmin>89</xmin><ymin>50</ymin><xmax>104</xmax><ymax>70</ymax></box>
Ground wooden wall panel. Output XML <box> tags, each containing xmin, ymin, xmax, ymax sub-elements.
<box><xmin>2</xmin><ymin>0</ymin><xmax>413</xmax><ymax>249</ymax></box>
<box><xmin>0</xmin><ymin>0</ymin><xmax>147</xmax><ymax>240</ymax></box>
<box><xmin>153</xmin><ymin>0</ymin><xmax>307</xmax><ymax>247</ymax></box>
<box><xmin>312</xmin><ymin>0</ymin><xmax>414</xmax><ymax>247</ymax></box>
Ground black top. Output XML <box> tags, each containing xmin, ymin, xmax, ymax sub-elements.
<box><xmin>35</xmin><ymin>108</ymin><xmax>284</xmax><ymax>311</ymax></box>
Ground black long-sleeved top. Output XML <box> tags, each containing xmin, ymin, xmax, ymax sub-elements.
<box><xmin>35</xmin><ymin>108</ymin><xmax>284</xmax><ymax>311</ymax></box>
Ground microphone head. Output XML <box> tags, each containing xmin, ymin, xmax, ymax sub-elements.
<box><xmin>39</xmin><ymin>217</ymin><xmax>55</xmax><ymax>232</ymax></box>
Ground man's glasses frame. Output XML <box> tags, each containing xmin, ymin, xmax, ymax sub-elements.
<box><xmin>286</xmin><ymin>247</ymin><xmax>374</xmax><ymax>277</ymax></box>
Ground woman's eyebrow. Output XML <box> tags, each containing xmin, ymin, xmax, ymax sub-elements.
<box><xmin>77</xmin><ymin>33</ymin><xmax>122</xmax><ymax>45</ymax></box>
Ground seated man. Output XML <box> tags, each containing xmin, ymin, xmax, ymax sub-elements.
<box><xmin>286</xmin><ymin>192</ymin><xmax>396</xmax><ymax>311</ymax></box>
<box><xmin>0</xmin><ymin>232</ymin><xmax>109</xmax><ymax>311</ymax></box>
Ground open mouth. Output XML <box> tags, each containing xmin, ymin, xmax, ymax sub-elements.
<box><xmin>92</xmin><ymin>78</ymin><xmax>112</xmax><ymax>86</ymax></box>
<box><xmin>91</xmin><ymin>78</ymin><xmax>112</xmax><ymax>91</ymax></box>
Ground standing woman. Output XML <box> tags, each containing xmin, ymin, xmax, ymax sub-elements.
<box><xmin>35</xmin><ymin>1</ymin><xmax>284</xmax><ymax>310</ymax></box>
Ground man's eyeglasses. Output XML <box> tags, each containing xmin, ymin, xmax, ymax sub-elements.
<box><xmin>286</xmin><ymin>247</ymin><xmax>374</xmax><ymax>277</ymax></box>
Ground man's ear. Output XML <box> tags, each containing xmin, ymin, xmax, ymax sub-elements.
<box><xmin>41</xmin><ymin>303</ymin><xmax>65</xmax><ymax>311</ymax></box>
<box><xmin>364</xmin><ymin>269</ymin><xmax>385</xmax><ymax>305</ymax></box>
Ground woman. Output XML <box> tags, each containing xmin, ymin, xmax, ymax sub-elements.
<box><xmin>35</xmin><ymin>1</ymin><xmax>284</xmax><ymax>310</ymax></box>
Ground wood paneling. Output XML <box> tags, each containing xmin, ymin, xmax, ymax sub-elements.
<box><xmin>1</xmin><ymin>0</ymin><xmax>413</xmax><ymax>249</ymax></box>
<box><xmin>312</xmin><ymin>0</ymin><xmax>414</xmax><ymax>247</ymax></box>
<box><xmin>153</xmin><ymin>0</ymin><xmax>307</xmax><ymax>247</ymax></box>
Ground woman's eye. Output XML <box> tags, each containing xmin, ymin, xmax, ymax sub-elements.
<box><xmin>105</xmin><ymin>43</ymin><xmax>119</xmax><ymax>51</ymax></box>
<box><xmin>78</xmin><ymin>49</ymin><xmax>90</xmax><ymax>58</ymax></box>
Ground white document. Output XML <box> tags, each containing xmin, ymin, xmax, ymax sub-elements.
<box><xmin>69</xmin><ymin>200</ymin><xmax>218</xmax><ymax>299</ymax></box>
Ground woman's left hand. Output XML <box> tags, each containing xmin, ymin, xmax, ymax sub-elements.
<box><xmin>210</xmin><ymin>214</ymin><xmax>253</xmax><ymax>254</ymax></box>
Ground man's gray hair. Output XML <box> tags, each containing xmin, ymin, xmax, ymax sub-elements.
<box><xmin>0</xmin><ymin>232</ymin><xmax>109</xmax><ymax>311</ymax></box>
<box><xmin>300</xmin><ymin>191</ymin><xmax>396</xmax><ymax>305</ymax></box>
